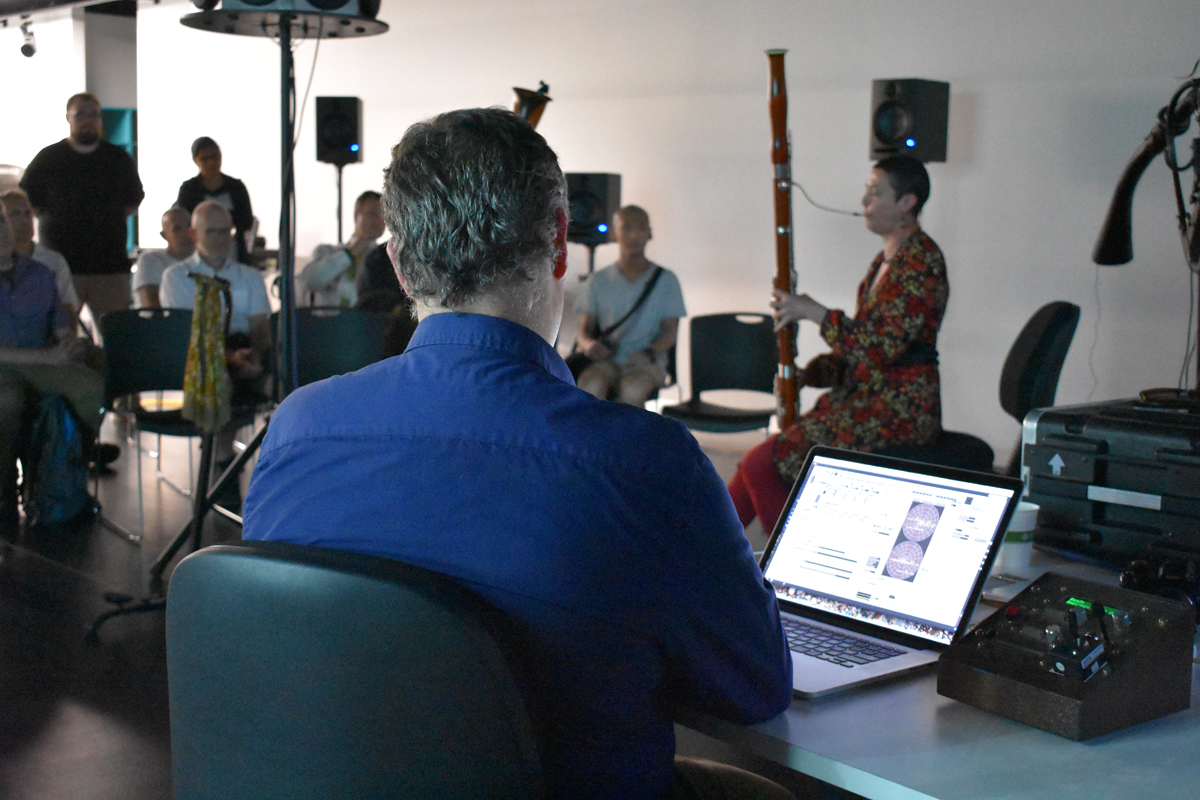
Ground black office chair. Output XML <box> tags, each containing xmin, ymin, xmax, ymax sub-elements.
<box><xmin>279</xmin><ymin>306</ymin><xmax>403</xmax><ymax>387</ymax></box>
<box><xmin>661</xmin><ymin>313</ymin><xmax>778</xmax><ymax>433</ymax></box>
<box><xmin>166</xmin><ymin>541</ymin><xmax>545</xmax><ymax>800</ymax></box>
<box><xmin>883</xmin><ymin>301</ymin><xmax>1081</xmax><ymax>475</ymax></box>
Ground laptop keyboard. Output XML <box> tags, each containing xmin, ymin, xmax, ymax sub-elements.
<box><xmin>782</xmin><ymin>617</ymin><xmax>904</xmax><ymax>668</ymax></box>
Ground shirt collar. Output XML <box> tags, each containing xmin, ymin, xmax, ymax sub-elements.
<box><xmin>183</xmin><ymin>252</ymin><xmax>231</xmax><ymax>274</ymax></box>
<box><xmin>407</xmin><ymin>311</ymin><xmax>574</xmax><ymax>384</ymax></box>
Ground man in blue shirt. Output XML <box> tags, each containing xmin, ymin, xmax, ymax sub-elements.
<box><xmin>244</xmin><ymin>108</ymin><xmax>793</xmax><ymax>800</ymax></box>
<box><xmin>0</xmin><ymin>200</ymin><xmax>104</xmax><ymax>526</ymax></box>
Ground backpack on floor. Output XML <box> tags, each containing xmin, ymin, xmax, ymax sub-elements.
<box><xmin>24</xmin><ymin>393</ymin><xmax>90</xmax><ymax>526</ymax></box>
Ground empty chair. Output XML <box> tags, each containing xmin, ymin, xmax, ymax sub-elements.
<box><xmin>661</xmin><ymin>313</ymin><xmax>778</xmax><ymax>433</ymax></box>
<box><xmin>98</xmin><ymin>308</ymin><xmax>262</xmax><ymax>541</ymax></box>
<box><xmin>166</xmin><ymin>540</ymin><xmax>544</xmax><ymax>800</ymax></box>
<box><xmin>282</xmin><ymin>306</ymin><xmax>404</xmax><ymax>387</ymax></box>
<box><xmin>883</xmin><ymin>301</ymin><xmax>1080</xmax><ymax>475</ymax></box>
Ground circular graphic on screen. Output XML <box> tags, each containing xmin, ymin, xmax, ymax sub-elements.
<box><xmin>885</xmin><ymin>540</ymin><xmax>924</xmax><ymax>580</ymax></box>
<box><xmin>902</xmin><ymin>503</ymin><xmax>941</xmax><ymax>541</ymax></box>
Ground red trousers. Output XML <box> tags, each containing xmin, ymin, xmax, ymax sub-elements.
<box><xmin>726</xmin><ymin>437</ymin><xmax>792</xmax><ymax>534</ymax></box>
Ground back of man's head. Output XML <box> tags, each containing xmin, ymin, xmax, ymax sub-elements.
<box><xmin>382</xmin><ymin>107</ymin><xmax>566</xmax><ymax>309</ymax></box>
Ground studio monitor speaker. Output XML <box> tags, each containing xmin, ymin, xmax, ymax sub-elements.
<box><xmin>566</xmin><ymin>173</ymin><xmax>621</xmax><ymax>247</ymax></box>
<box><xmin>316</xmin><ymin>96</ymin><xmax>362</xmax><ymax>166</ymax></box>
<box><xmin>869</xmin><ymin>79</ymin><xmax>949</xmax><ymax>163</ymax></box>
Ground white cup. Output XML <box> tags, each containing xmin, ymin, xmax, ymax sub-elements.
<box><xmin>993</xmin><ymin>501</ymin><xmax>1038</xmax><ymax>578</ymax></box>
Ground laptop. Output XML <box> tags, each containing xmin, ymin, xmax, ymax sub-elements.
<box><xmin>760</xmin><ymin>446</ymin><xmax>1023</xmax><ymax>698</ymax></box>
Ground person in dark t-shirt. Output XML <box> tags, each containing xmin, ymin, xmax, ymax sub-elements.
<box><xmin>176</xmin><ymin>137</ymin><xmax>255</xmax><ymax>264</ymax></box>
<box><xmin>20</xmin><ymin>92</ymin><xmax>144</xmax><ymax>320</ymax></box>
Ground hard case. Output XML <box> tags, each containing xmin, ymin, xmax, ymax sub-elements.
<box><xmin>1021</xmin><ymin>399</ymin><xmax>1200</xmax><ymax>562</ymax></box>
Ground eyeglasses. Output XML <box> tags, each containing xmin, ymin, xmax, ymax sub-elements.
<box><xmin>68</xmin><ymin>110</ymin><xmax>102</xmax><ymax>120</ymax></box>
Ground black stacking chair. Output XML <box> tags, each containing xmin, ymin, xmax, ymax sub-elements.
<box><xmin>884</xmin><ymin>301</ymin><xmax>1081</xmax><ymax>475</ymax></box>
<box><xmin>661</xmin><ymin>313</ymin><xmax>778</xmax><ymax>433</ymax></box>
<box><xmin>97</xmin><ymin>308</ymin><xmax>258</xmax><ymax>541</ymax></box>
<box><xmin>166</xmin><ymin>541</ymin><xmax>545</xmax><ymax>800</ymax></box>
<box><xmin>276</xmin><ymin>307</ymin><xmax>402</xmax><ymax>387</ymax></box>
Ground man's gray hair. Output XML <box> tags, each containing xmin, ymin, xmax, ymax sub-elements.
<box><xmin>381</xmin><ymin>107</ymin><xmax>567</xmax><ymax>308</ymax></box>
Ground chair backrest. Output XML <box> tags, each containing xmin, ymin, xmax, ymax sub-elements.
<box><xmin>292</xmin><ymin>307</ymin><xmax>397</xmax><ymax>386</ymax></box>
<box><xmin>687</xmin><ymin>313</ymin><xmax>778</xmax><ymax>397</ymax></box>
<box><xmin>166</xmin><ymin>541</ymin><xmax>545</xmax><ymax>800</ymax></box>
<box><xmin>99</xmin><ymin>308</ymin><xmax>193</xmax><ymax>405</ymax></box>
<box><xmin>998</xmin><ymin>301</ymin><xmax>1081</xmax><ymax>423</ymax></box>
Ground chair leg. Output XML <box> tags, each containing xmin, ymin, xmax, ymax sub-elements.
<box><xmin>94</xmin><ymin>412</ymin><xmax>142</xmax><ymax>544</ymax></box>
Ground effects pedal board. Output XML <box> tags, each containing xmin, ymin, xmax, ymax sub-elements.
<box><xmin>938</xmin><ymin>572</ymin><xmax>1194</xmax><ymax>740</ymax></box>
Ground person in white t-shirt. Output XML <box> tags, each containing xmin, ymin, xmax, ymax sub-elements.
<box><xmin>131</xmin><ymin>206</ymin><xmax>195</xmax><ymax>308</ymax></box>
<box><xmin>297</xmin><ymin>190</ymin><xmax>386</xmax><ymax>308</ymax></box>
<box><xmin>575</xmin><ymin>205</ymin><xmax>686</xmax><ymax>406</ymax></box>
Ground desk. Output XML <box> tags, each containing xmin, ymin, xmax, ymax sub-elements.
<box><xmin>677</xmin><ymin>548</ymin><xmax>1200</xmax><ymax>800</ymax></box>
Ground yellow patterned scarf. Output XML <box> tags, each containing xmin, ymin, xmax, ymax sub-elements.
<box><xmin>181</xmin><ymin>273</ymin><xmax>232</xmax><ymax>433</ymax></box>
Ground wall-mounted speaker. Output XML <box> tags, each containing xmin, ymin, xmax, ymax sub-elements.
<box><xmin>869</xmin><ymin>79</ymin><xmax>949</xmax><ymax>163</ymax></box>
<box><xmin>566</xmin><ymin>173</ymin><xmax>620</xmax><ymax>247</ymax></box>
<box><xmin>316</xmin><ymin>96</ymin><xmax>362</xmax><ymax>166</ymax></box>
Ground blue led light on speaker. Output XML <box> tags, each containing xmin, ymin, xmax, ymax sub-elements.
<box><xmin>350</xmin><ymin>143</ymin><xmax>360</xmax><ymax>152</ymax></box>
<box><xmin>598</xmin><ymin>224</ymin><xmax>608</xmax><ymax>233</ymax></box>
<box><xmin>905</xmin><ymin>138</ymin><xmax>916</xmax><ymax>148</ymax></box>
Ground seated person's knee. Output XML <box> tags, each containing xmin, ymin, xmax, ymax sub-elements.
<box><xmin>578</xmin><ymin>360</ymin><xmax>619</xmax><ymax>400</ymax></box>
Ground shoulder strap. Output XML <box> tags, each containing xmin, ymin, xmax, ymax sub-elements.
<box><xmin>599</xmin><ymin>267</ymin><xmax>663</xmax><ymax>339</ymax></box>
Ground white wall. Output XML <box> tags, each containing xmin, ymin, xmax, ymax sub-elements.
<box><xmin>5</xmin><ymin>0</ymin><xmax>1200</xmax><ymax>459</ymax></box>
<box><xmin>0</xmin><ymin>9</ymin><xmax>86</xmax><ymax>167</ymax></box>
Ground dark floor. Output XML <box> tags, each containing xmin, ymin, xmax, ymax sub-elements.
<box><xmin>0</xmin><ymin>414</ymin><xmax>248</xmax><ymax>800</ymax></box>
<box><xmin>0</xmin><ymin>419</ymin><xmax>849</xmax><ymax>800</ymax></box>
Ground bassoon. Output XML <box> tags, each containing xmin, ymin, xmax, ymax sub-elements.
<box><xmin>768</xmin><ymin>49</ymin><xmax>800</xmax><ymax>428</ymax></box>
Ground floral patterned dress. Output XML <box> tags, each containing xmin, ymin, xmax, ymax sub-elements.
<box><xmin>773</xmin><ymin>229</ymin><xmax>948</xmax><ymax>483</ymax></box>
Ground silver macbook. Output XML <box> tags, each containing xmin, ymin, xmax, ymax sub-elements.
<box><xmin>760</xmin><ymin>446</ymin><xmax>1022</xmax><ymax>698</ymax></box>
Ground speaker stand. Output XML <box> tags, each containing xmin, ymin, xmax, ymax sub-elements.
<box><xmin>84</xmin><ymin>9</ymin><xmax>389</xmax><ymax>645</ymax></box>
<box><xmin>335</xmin><ymin>163</ymin><xmax>345</xmax><ymax>244</ymax></box>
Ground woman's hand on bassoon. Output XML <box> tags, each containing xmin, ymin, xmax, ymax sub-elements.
<box><xmin>771</xmin><ymin>289</ymin><xmax>829</xmax><ymax>331</ymax></box>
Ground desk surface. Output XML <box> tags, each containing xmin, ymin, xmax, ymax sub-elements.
<box><xmin>679</xmin><ymin>549</ymin><xmax>1200</xmax><ymax>800</ymax></box>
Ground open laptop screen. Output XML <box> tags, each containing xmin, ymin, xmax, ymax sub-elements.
<box><xmin>761</xmin><ymin>448</ymin><xmax>1019</xmax><ymax>647</ymax></box>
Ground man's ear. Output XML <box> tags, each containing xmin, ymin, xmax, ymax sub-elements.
<box><xmin>552</xmin><ymin>208</ymin><xmax>568</xmax><ymax>280</ymax></box>
<box><xmin>387</xmin><ymin>238</ymin><xmax>410</xmax><ymax>294</ymax></box>
<box><xmin>898</xmin><ymin>192</ymin><xmax>918</xmax><ymax>216</ymax></box>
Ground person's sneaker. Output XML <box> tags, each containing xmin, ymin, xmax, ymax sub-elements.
<box><xmin>86</xmin><ymin>442</ymin><xmax>121</xmax><ymax>473</ymax></box>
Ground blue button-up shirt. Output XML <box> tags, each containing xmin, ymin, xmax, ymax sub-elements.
<box><xmin>0</xmin><ymin>255</ymin><xmax>65</xmax><ymax>349</ymax></box>
<box><xmin>244</xmin><ymin>311</ymin><xmax>791</xmax><ymax>799</ymax></box>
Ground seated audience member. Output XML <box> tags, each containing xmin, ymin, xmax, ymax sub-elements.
<box><xmin>131</xmin><ymin>206</ymin><xmax>195</xmax><ymax>308</ymax></box>
<box><xmin>244</xmin><ymin>108</ymin><xmax>794</xmax><ymax>800</ymax></box>
<box><xmin>354</xmin><ymin>240</ymin><xmax>407</xmax><ymax>312</ymax></box>
<box><xmin>575</xmin><ymin>205</ymin><xmax>686</xmax><ymax>406</ymax></box>
<box><xmin>354</xmin><ymin>241</ymin><xmax>416</xmax><ymax>358</ymax></box>
<box><xmin>161</xmin><ymin>201</ymin><xmax>270</xmax><ymax>498</ymax></box>
<box><xmin>298</xmin><ymin>190</ymin><xmax>387</xmax><ymax>307</ymax></box>
<box><xmin>176</xmin><ymin>137</ymin><xmax>254</xmax><ymax>264</ymax></box>
<box><xmin>0</xmin><ymin>200</ymin><xmax>106</xmax><ymax>526</ymax></box>
<box><xmin>1</xmin><ymin>189</ymin><xmax>81</xmax><ymax>332</ymax></box>
<box><xmin>727</xmin><ymin>156</ymin><xmax>947</xmax><ymax>533</ymax></box>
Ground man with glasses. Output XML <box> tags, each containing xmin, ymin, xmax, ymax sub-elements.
<box><xmin>161</xmin><ymin>202</ymin><xmax>270</xmax><ymax>506</ymax></box>
<box><xmin>20</xmin><ymin>93</ymin><xmax>144</xmax><ymax>321</ymax></box>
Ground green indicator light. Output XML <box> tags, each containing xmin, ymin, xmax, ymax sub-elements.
<box><xmin>1066</xmin><ymin>597</ymin><xmax>1120</xmax><ymax>615</ymax></box>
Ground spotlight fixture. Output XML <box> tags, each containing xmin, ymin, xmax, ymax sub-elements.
<box><xmin>19</xmin><ymin>16</ymin><xmax>35</xmax><ymax>58</ymax></box>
